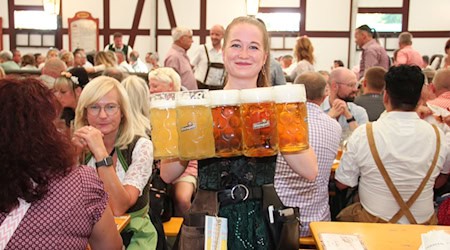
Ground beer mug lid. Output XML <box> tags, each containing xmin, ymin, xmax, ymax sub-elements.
<box><xmin>176</xmin><ymin>89</ymin><xmax>211</xmax><ymax>106</ymax></box>
<box><xmin>210</xmin><ymin>89</ymin><xmax>240</xmax><ymax>106</ymax></box>
<box><xmin>274</xmin><ymin>84</ymin><xmax>306</xmax><ymax>103</ymax></box>
<box><xmin>240</xmin><ymin>87</ymin><xmax>274</xmax><ymax>103</ymax></box>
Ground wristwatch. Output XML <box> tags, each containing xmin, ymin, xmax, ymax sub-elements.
<box><xmin>95</xmin><ymin>156</ymin><xmax>113</xmax><ymax>168</ymax></box>
<box><xmin>346</xmin><ymin>116</ymin><xmax>356</xmax><ymax>123</ymax></box>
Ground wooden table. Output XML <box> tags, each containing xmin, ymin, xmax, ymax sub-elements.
<box><xmin>310</xmin><ymin>221</ymin><xmax>450</xmax><ymax>250</ymax></box>
<box><xmin>114</xmin><ymin>215</ymin><xmax>131</xmax><ymax>232</ymax></box>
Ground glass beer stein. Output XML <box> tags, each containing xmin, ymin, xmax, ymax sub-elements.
<box><xmin>210</xmin><ymin>89</ymin><xmax>242</xmax><ymax>157</ymax></box>
<box><xmin>150</xmin><ymin>92</ymin><xmax>179</xmax><ymax>159</ymax></box>
<box><xmin>240</xmin><ymin>87</ymin><xmax>278</xmax><ymax>157</ymax></box>
<box><xmin>176</xmin><ymin>89</ymin><xmax>215</xmax><ymax>160</ymax></box>
<box><xmin>274</xmin><ymin>84</ymin><xmax>309</xmax><ymax>152</ymax></box>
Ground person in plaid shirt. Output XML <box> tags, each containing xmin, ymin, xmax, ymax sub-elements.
<box><xmin>275</xmin><ymin>72</ymin><xmax>342</xmax><ymax>236</ymax></box>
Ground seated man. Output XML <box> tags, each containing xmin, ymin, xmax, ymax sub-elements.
<box><xmin>321</xmin><ymin>67</ymin><xmax>369</xmax><ymax>131</ymax></box>
<box><xmin>354</xmin><ymin>66</ymin><xmax>387</xmax><ymax>121</ymax></box>
<box><xmin>275</xmin><ymin>72</ymin><xmax>341</xmax><ymax>236</ymax></box>
<box><xmin>335</xmin><ymin>65</ymin><xmax>450</xmax><ymax>224</ymax></box>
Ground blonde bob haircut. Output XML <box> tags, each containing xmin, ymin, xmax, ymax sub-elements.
<box><xmin>121</xmin><ymin>75</ymin><xmax>151</xmax><ymax>137</ymax></box>
<box><xmin>75</xmin><ymin>76</ymin><xmax>135</xmax><ymax>149</ymax></box>
<box><xmin>148</xmin><ymin>67</ymin><xmax>181</xmax><ymax>91</ymax></box>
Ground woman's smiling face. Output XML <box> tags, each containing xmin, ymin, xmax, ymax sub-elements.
<box><xmin>223</xmin><ymin>23</ymin><xmax>267</xmax><ymax>83</ymax></box>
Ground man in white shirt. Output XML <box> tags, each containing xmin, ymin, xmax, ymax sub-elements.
<box><xmin>335</xmin><ymin>65</ymin><xmax>450</xmax><ymax>224</ymax></box>
<box><xmin>104</xmin><ymin>32</ymin><xmax>133</xmax><ymax>61</ymax></box>
<box><xmin>129</xmin><ymin>51</ymin><xmax>149</xmax><ymax>73</ymax></box>
<box><xmin>191</xmin><ymin>24</ymin><xmax>225</xmax><ymax>90</ymax></box>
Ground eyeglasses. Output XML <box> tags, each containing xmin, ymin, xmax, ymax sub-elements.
<box><xmin>337</xmin><ymin>82</ymin><xmax>358</xmax><ymax>89</ymax></box>
<box><xmin>86</xmin><ymin>103</ymin><xmax>120</xmax><ymax>116</ymax></box>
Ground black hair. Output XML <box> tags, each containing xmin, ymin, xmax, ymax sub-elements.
<box><xmin>385</xmin><ymin>65</ymin><xmax>424</xmax><ymax>111</ymax></box>
<box><xmin>357</xmin><ymin>24</ymin><xmax>378</xmax><ymax>40</ymax></box>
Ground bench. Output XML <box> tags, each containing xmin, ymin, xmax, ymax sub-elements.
<box><xmin>299</xmin><ymin>236</ymin><xmax>315</xmax><ymax>246</ymax></box>
<box><xmin>163</xmin><ymin>217</ymin><xmax>183</xmax><ymax>237</ymax></box>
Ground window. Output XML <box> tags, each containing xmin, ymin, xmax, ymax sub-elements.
<box><xmin>256</xmin><ymin>12</ymin><xmax>300</xmax><ymax>32</ymax></box>
<box><xmin>356</xmin><ymin>13</ymin><xmax>402</xmax><ymax>32</ymax></box>
<box><xmin>14</xmin><ymin>11</ymin><xmax>57</xmax><ymax>30</ymax></box>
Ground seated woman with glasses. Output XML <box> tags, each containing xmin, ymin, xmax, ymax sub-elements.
<box><xmin>0</xmin><ymin>77</ymin><xmax>122</xmax><ymax>250</ymax></box>
<box><xmin>72</xmin><ymin>76</ymin><xmax>157</xmax><ymax>249</ymax></box>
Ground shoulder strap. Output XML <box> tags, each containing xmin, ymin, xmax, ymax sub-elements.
<box><xmin>0</xmin><ymin>199</ymin><xmax>31</xmax><ymax>249</ymax></box>
<box><xmin>203</xmin><ymin>45</ymin><xmax>211</xmax><ymax>84</ymax></box>
<box><xmin>389</xmin><ymin>124</ymin><xmax>441</xmax><ymax>223</ymax></box>
<box><xmin>366</xmin><ymin>122</ymin><xmax>417</xmax><ymax>224</ymax></box>
<box><xmin>117</xmin><ymin>136</ymin><xmax>141</xmax><ymax>172</ymax></box>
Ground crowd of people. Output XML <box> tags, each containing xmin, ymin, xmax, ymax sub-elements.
<box><xmin>1</xmin><ymin>17</ymin><xmax>450</xmax><ymax>250</ymax></box>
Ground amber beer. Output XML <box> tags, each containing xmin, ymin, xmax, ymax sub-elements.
<box><xmin>240</xmin><ymin>87</ymin><xmax>278</xmax><ymax>157</ymax></box>
<box><xmin>274</xmin><ymin>84</ymin><xmax>309</xmax><ymax>152</ymax></box>
<box><xmin>176</xmin><ymin>90</ymin><xmax>215</xmax><ymax>160</ymax></box>
<box><xmin>210</xmin><ymin>89</ymin><xmax>242</xmax><ymax>157</ymax></box>
<box><xmin>150</xmin><ymin>92</ymin><xmax>179</xmax><ymax>159</ymax></box>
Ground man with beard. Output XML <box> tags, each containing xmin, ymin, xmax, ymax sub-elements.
<box><xmin>191</xmin><ymin>24</ymin><xmax>226</xmax><ymax>90</ymax></box>
<box><xmin>321</xmin><ymin>67</ymin><xmax>368</xmax><ymax>131</ymax></box>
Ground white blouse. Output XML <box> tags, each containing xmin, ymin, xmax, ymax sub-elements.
<box><xmin>87</xmin><ymin>137</ymin><xmax>154</xmax><ymax>196</ymax></box>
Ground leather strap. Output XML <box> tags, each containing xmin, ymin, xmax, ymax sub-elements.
<box><xmin>366</xmin><ymin>122</ymin><xmax>440</xmax><ymax>224</ymax></box>
<box><xmin>0</xmin><ymin>199</ymin><xmax>31</xmax><ymax>249</ymax></box>
<box><xmin>203</xmin><ymin>45</ymin><xmax>211</xmax><ymax>84</ymax></box>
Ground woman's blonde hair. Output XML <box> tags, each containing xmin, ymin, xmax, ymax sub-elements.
<box><xmin>75</xmin><ymin>76</ymin><xmax>135</xmax><ymax>149</ymax></box>
<box><xmin>294</xmin><ymin>36</ymin><xmax>315</xmax><ymax>64</ymax></box>
<box><xmin>121</xmin><ymin>75</ymin><xmax>151</xmax><ymax>137</ymax></box>
<box><xmin>54</xmin><ymin>72</ymin><xmax>79</xmax><ymax>95</ymax></box>
<box><xmin>223</xmin><ymin>16</ymin><xmax>271</xmax><ymax>87</ymax></box>
<box><xmin>148</xmin><ymin>67</ymin><xmax>181</xmax><ymax>91</ymax></box>
<box><xmin>94</xmin><ymin>51</ymin><xmax>117</xmax><ymax>67</ymax></box>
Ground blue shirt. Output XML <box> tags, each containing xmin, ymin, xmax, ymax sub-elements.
<box><xmin>321</xmin><ymin>96</ymin><xmax>369</xmax><ymax>130</ymax></box>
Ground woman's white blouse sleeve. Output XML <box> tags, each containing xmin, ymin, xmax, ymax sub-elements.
<box><xmin>123</xmin><ymin>138</ymin><xmax>154</xmax><ymax>195</ymax></box>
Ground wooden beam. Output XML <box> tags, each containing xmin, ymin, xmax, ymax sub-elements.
<box><xmin>402</xmin><ymin>0</ymin><xmax>410</xmax><ymax>32</ymax></box>
<box><xmin>358</xmin><ymin>8</ymin><xmax>403</xmax><ymax>14</ymax></box>
<box><xmin>164</xmin><ymin>0</ymin><xmax>177</xmax><ymax>28</ymax></box>
<box><xmin>128</xmin><ymin>0</ymin><xmax>146</xmax><ymax>47</ymax></box>
<box><xmin>299</xmin><ymin>0</ymin><xmax>306</xmax><ymax>34</ymax></box>
<box><xmin>199</xmin><ymin>0</ymin><xmax>207</xmax><ymax>44</ymax></box>
<box><xmin>8</xmin><ymin>0</ymin><xmax>15</xmax><ymax>49</ymax></box>
<box><xmin>103</xmin><ymin>0</ymin><xmax>111</xmax><ymax>46</ymax></box>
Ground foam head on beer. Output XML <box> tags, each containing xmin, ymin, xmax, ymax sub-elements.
<box><xmin>273</xmin><ymin>84</ymin><xmax>306</xmax><ymax>103</ymax></box>
<box><xmin>176</xmin><ymin>89</ymin><xmax>211</xmax><ymax>106</ymax></box>
<box><xmin>240</xmin><ymin>87</ymin><xmax>274</xmax><ymax>104</ymax></box>
<box><xmin>150</xmin><ymin>92</ymin><xmax>177</xmax><ymax>109</ymax></box>
<box><xmin>210</xmin><ymin>89</ymin><xmax>240</xmax><ymax>106</ymax></box>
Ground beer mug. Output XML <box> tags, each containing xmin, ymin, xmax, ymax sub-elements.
<box><xmin>240</xmin><ymin>87</ymin><xmax>278</xmax><ymax>157</ymax></box>
<box><xmin>176</xmin><ymin>89</ymin><xmax>215</xmax><ymax>160</ymax></box>
<box><xmin>274</xmin><ymin>84</ymin><xmax>309</xmax><ymax>152</ymax></box>
<box><xmin>150</xmin><ymin>92</ymin><xmax>178</xmax><ymax>159</ymax></box>
<box><xmin>210</xmin><ymin>89</ymin><xmax>242</xmax><ymax>157</ymax></box>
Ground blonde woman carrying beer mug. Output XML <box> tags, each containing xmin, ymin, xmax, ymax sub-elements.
<box><xmin>161</xmin><ymin>16</ymin><xmax>318</xmax><ymax>249</ymax></box>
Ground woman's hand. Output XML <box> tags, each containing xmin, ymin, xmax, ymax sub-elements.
<box><xmin>72</xmin><ymin>126</ymin><xmax>108</xmax><ymax>160</ymax></box>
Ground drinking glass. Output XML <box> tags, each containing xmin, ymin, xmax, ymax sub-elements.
<box><xmin>176</xmin><ymin>89</ymin><xmax>215</xmax><ymax>160</ymax></box>
<box><xmin>274</xmin><ymin>84</ymin><xmax>309</xmax><ymax>152</ymax></box>
<box><xmin>240</xmin><ymin>87</ymin><xmax>278</xmax><ymax>157</ymax></box>
<box><xmin>210</xmin><ymin>89</ymin><xmax>242</xmax><ymax>157</ymax></box>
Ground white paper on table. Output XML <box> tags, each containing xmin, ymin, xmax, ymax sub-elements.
<box><xmin>419</xmin><ymin>230</ymin><xmax>450</xmax><ymax>250</ymax></box>
<box><xmin>319</xmin><ymin>233</ymin><xmax>366</xmax><ymax>250</ymax></box>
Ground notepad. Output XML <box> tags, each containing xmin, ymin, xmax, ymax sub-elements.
<box><xmin>319</xmin><ymin>233</ymin><xmax>366</xmax><ymax>250</ymax></box>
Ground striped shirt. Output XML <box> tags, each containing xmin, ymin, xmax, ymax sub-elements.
<box><xmin>275</xmin><ymin>102</ymin><xmax>342</xmax><ymax>236</ymax></box>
